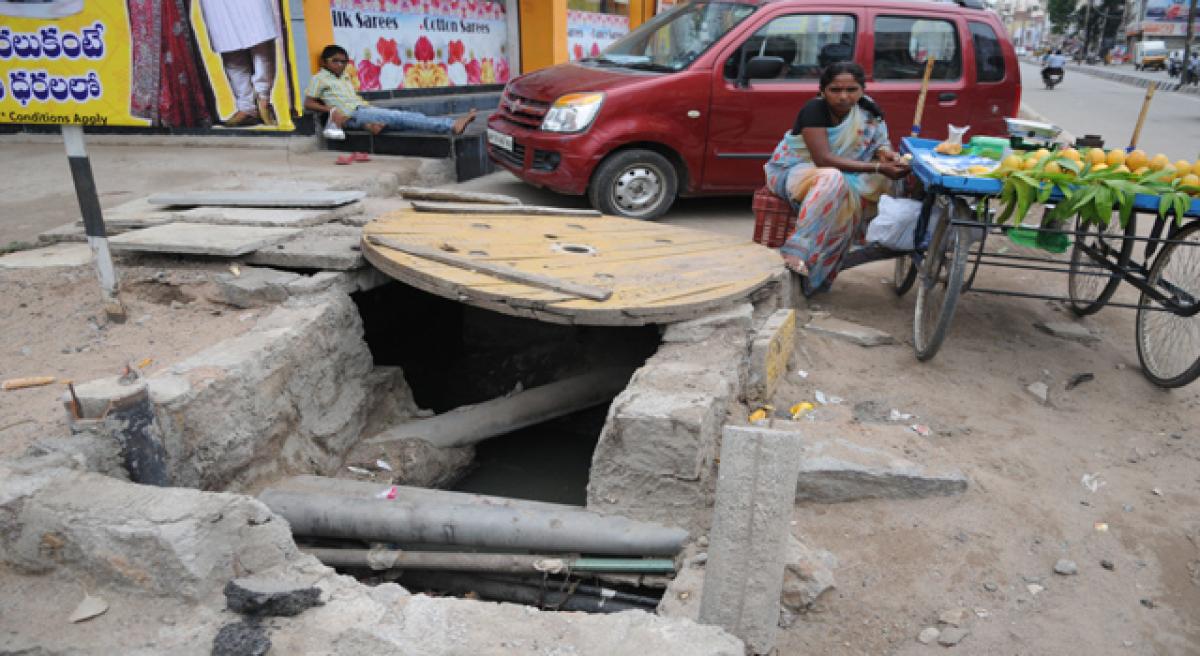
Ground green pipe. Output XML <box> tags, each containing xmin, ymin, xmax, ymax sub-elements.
<box><xmin>571</xmin><ymin>558</ymin><xmax>676</xmax><ymax>573</ymax></box>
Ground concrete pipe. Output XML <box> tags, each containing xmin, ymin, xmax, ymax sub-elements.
<box><xmin>367</xmin><ymin>367</ymin><xmax>634</xmax><ymax>448</ymax></box>
<box><xmin>260</xmin><ymin>489</ymin><xmax>687</xmax><ymax>556</ymax></box>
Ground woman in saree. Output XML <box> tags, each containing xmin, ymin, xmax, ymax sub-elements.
<box><xmin>764</xmin><ymin>61</ymin><xmax>910</xmax><ymax>295</ymax></box>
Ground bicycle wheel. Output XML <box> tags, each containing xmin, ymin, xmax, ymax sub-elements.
<box><xmin>1135</xmin><ymin>220</ymin><xmax>1200</xmax><ymax>388</ymax></box>
<box><xmin>913</xmin><ymin>222</ymin><xmax>971</xmax><ymax>362</ymax></box>
<box><xmin>1069</xmin><ymin>215</ymin><xmax>1134</xmax><ymax>316</ymax></box>
<box><xmin>893</xmin><ymin>254</ymin><xmax>917</xmax><ymax>296</ymax></box>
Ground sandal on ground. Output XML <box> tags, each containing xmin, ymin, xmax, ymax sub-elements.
<box><xmin>352</xmin><ymin>152</ymin><xmax>370</xmax><ymax>162</ymax></box>
<box><xmin>335</xmin><ymin>154</ymin><xmax>354</xmax><ymax>165</ymax></box>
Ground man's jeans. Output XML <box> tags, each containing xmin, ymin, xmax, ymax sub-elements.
<box><xmin>346</xmin><ymin>106</ymin><xmax>455</xmax><ymax>134</ymax></box>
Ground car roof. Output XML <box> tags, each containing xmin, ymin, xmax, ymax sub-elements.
<box><xmin>731</xmin><ymin>0</ymin><xmax>993</xmax><ymax>17</ymax></box>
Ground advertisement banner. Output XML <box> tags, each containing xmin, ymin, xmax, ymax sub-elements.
<box><xmin>0</xmin><ymin>0</ymin><xmax>301</xmax><ymax>129</ymax></box>
<box><xmin>329</xmin><ymin>0</ymin><xmax>511</xmax><ymax>91</ymax></box>
<box><xmin>567</xmin><ymin>10</ymin><xmax>629</xmax><ymax>61</ymax></box>
<box><xmin>1144</xmin><ymin>0</ymin><xmax>1189</xmax><ymax>22</ymax></box>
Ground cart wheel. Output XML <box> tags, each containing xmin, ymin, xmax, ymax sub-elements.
<box><xmin>913</xmin><ymin>223</ymin><xmax>971</xmax><ymax>361</ymax></box>
<box><xmin>892</xmin><ymin>254</ymin><xmax>917</xmax><ymax>296</ymax></box>
<box><xmin>1135</xmin><ymin>220</ymin><xmax>1200</xmax><ymax>388</ymax></box>
<box><xmin>1069</xmin><ymin>215</ymin><xmax>1134</xmax><ymax>316</ymax></box>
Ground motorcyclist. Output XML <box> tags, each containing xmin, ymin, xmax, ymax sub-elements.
<box><xmin>1041</xmin><ymin>49</ymin><xmax>1066</xmax><ymax>86</ymax></box>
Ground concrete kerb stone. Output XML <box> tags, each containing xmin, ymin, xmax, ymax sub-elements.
<box><xmin>805</xmin><ymin>315</ymin><xmax>894</xmax><ymax>347</ymax></box>
<box><xmin>745</xmin><ymin>309</ymin><xmax>797</xmax><ymax>405</ymax></box>
<box><xmin>699</xmin><ymin>425</ymin><xmax>804</xmax><ymax>655</ymax></box>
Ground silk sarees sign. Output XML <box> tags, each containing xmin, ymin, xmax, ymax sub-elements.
<box><xmin>0</xmin><ymin>0</ymin><xmax>301</xmax><ymax>129</ymax></box>
<box><xmin>329</xmin><ymin>0</ymin><xmax>511</xmax><ymax>91</ymax></box>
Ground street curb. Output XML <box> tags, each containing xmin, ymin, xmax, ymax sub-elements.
<box><xmin>0</xmin><ymin>132</ymin><xmax>321</xmax><ymax>152</ymax></box>
<box><xmin>1063</xmin><ymin>64</ymin><xmax>1200</xmax><ymax>96</ymax></box>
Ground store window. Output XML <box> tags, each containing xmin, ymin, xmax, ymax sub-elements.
<box><xmin>873</xmin><ymin>16</ymin><xmax>962</xmax><ymax>81</ymax></box>
<box><xmin>724</xmin><ymin>14</ymin><xmax>857</xmax><ymax>80</ymax></box>
<box><xmin>568</xmin><ymin>0</ymin><xmax>631</xmax><ymax>60</ymax></box>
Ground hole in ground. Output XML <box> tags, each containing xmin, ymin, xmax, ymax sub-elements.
<box><xmin>345</xmin><ymin>282</ymin><xmax>667</xmax><ymax>611</ymax></box>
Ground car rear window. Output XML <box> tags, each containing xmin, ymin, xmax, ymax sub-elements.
<box><xmin>969</xmin><ymin>21</ymin><xmax>1005</xmax><ymax>82</ymax></box>
<box><xmin>724</xmin><ymin>13</ymin><xmax>857</xmax><ymax>80</ymax></box>
<box><xmin>873</xmin><ymin>16</ymin><xmax>962</xmax><ymax>81</ymax></box>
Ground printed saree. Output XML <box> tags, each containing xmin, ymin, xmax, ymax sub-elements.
<box><xmin>763</xmin><ymin>103</ymin><xmax>891</xmax><ymax>289</ymax></box>
<box><xmin>128</xmin><ymin>0</ymin><xmax>215</xmax><ymax>128</ymax></box>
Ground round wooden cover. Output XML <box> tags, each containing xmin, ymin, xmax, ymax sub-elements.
<box><xmin>362</xmin><ymin>209</ymin><xmax>783</xmax><ymax>325</ymax></box>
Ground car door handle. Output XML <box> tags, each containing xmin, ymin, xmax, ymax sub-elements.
<box><xmin>938</xmin><ymin>92</ymin><xmax>957</xmax><ymax>102</ymax></box>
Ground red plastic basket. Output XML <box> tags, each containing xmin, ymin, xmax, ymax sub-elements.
<box><xmin>752</xmin><ymin>187</ymin><xmax>796</xmax><ymax>248</ymax></box>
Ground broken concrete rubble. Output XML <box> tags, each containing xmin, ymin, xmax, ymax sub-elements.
<box><xmin>793</xmin><ymin>432</ymin><xmax>969</xmax><ymax>503</ymax></box>
<box><xmin>805</xmin><ymin>315</ymin><xmax>896</xmax><ymax>347</ymax></box>
<box><xmin>245</xmin><ymin>223</ymin><xmax>367</xmax><ymax>271</ymax></box>
<box><xmin>0</xmin><ymin>463</ymin><xmax>743</xmax><ymax>655</ymax></box>
<box><xmin>341</xmin><ymin>437</ymin><xmax>474</xmax><ymax>488</ymax></box>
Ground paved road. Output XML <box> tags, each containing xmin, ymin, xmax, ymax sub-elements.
<box><xmin>1020</xmin><ymin>61</ymin><xmax>1200</xmax><ymax>158</ymax></box>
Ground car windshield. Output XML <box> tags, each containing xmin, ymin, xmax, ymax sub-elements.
<box><xmin>584</xmin><ymin>2</ymin><xmax>757</xmax><ymax>72</ymax></box>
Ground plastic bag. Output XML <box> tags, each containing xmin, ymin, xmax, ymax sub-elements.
<box><xmin>935</xmin><ymin>124</ymin><xmax>970</xmax><ymax>155</ymax></box>
<box><xmin>323</xmin><ymin>119</ymin><xmax>346</xmax><ymax>141</ymax></box>
<box><xmin>866</xmin><ymin>195</ymin><xmax>925</xmax><ymax>251</ymax></box>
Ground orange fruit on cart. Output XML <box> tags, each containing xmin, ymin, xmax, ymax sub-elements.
<box><xmin>1133</xmin><ymin>166</ymin><xmax>1150</xmax><ymax>175</ymax></box>
<box><xmin>1060</xmin><ymin>147</ymin><xmax>1082</xmax><ymax>163</ymax></box>
<box><xmin>1044</xmin><ymin>161</ymin><xmax>1063</xmax><ymax>174</ymax></box>
<box><xmin>1114</xmin><ymin>164</ymin><xmax>1131</xmax><ymax>174</ymax></box>
<box><xmin>1091</xmin><ymin>163</ymin><xmax>1109</xmax><ymax>172</ymax></box>
<box><xmin>1181</xmin><ymin>173</ymin><xmax>1200</xmax><ymax>188</ymax></box>
<box><xmin>1087</xmin><ymin>148</ymin><xmax>1107</xmax><ymax>165</ymax></box>
<box><xmin>1106</xmin><ymin>149</ymin><xmax>1126</xmax><ymax>167</ymax></box>
<box><xmin>1001</xmin><ymin>154</ymin><xmax>1023</xmax><ymax>171</ymax></box>
<box><xmin>1149</xmin><ymin>153</ymin><xmax>1170</xmax><ymax>170</ymax></box>
<box><xmin>1175</xmin><ymin>160</ymin><xmax>1192</xmax><ymax>177</ymax></box>
<box><xmin>1125</xmin><ymin>149</ymin><xmax>1149</xmax><ymax>170</ymax></box>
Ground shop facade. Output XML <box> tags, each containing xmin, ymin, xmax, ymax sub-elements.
<box><xmin>297</xmin><ymin>0</ymin><xmax>664</xmax><ymax>96</ymax></box>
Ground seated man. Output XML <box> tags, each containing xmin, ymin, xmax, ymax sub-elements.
<box><xmin>304</xmin><ymin>45</ymin><xmax>476</xmax><ymax>136</ymax></box>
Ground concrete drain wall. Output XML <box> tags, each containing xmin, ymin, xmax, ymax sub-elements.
<box><xmin>4</xmin><ymin>272</ymin><xmax>796</xmax><ymax>654</ymax></box>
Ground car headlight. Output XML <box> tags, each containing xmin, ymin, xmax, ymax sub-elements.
<box><xmin>541</xmin><ymin>92</ymin><xmax>605</xmax><ymax>133</ymax></box>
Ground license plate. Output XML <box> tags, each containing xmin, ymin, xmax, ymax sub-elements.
<box><xmin>487</xmin><ymin>128</ymin><xmax>513</xmax><ymax>151</ymax></box>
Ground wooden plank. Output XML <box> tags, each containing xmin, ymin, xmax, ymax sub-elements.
<box><xmin>397</xmin><ymin>187</ymin><xmax>523</xmax><ymax>205</ymax></box>
<box><xmin>409</xmin><ymin>201</ymin><xmax>602</xmax><ymax>217</ymax></box>
<box><xmin>366</xmin><ymin>235</ymin><xmax>613</xmax><ymax>301</ymax></box>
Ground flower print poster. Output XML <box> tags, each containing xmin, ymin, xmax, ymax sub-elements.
<box><xmin>330</xmin><ymin>0</ymin><xmax>511</xmax><ymax>91</ymax></box>
<box><xmin>566</xmin><ymin>10</ymin><xmax>628</xmax><ymax>61</ymax></box>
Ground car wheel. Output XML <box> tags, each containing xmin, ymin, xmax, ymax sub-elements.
<box><xmin>588</xmin><ymin>149</ymin><xmax>678</xmax><ymax>220</ymax></box>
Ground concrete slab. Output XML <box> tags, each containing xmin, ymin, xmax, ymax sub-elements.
<box><xmin>0</xmin><ymin>243</ymin><xmax>92</xmax><ymax>268</ymax></box>
<box><xmin>214</xmin><ymin>266</ymin><xmax>304</xmax><ymax>308</ymax></box>
<box><xmin>661</xmin><ymin>304</ymin><xmax>754</xmax><ymax>343</ymax></box>
<box><xmin>805</xmin><ymin>315</ymin><xmax>895</xmax><ymax>347</ymax></box>
<box><xmin>173</xmin><ymin>203</ymin><xmax>362</xmax><ymax>228</ymax></box>
<box><xmin>785</xmin><ymin>423</ymin><xmax>969</xmax><ymax>503</ymax></box>
<box><xmin>109</xmin><ymin>224</ymin><xmax>300</xmax><ymax>257</ymax></box>
<box><xmin>37</xmin><ymin>223</ymin><xmax>87</xmax><ymax>244</ymax></box>
<box><xmin>700</xmin><ymin>425</ymin><xmax>803</xmax><ymax>655</ymax></box>
<box><xmin>245</xmin><ymin>224</ymin><xmax>366</xmax><ymax>271</ymax></box>
<box><xmin>101</xmin><ymin>197</ymin><xmax>187</xmax><ymax>229</ymax></box>
<box><xmin>147</xmin><ymin>190</ymin><xmax>365</xmax><ymax>208</ymax></box>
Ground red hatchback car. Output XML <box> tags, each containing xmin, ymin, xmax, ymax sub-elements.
<box><xmin>486</xmin><ymin>0</ymin><xmax>1021</xmax><ymax>219</ymax></box>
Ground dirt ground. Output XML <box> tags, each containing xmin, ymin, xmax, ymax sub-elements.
<box><xmin>776</xmin><ymin>258</ymin><xmax>1199</xmax><ymax>655</ymax></box>
<box><xmin>1</xmin><ymin>138</ymin><xmax>1197</xmax><ymax>654</ymax></box>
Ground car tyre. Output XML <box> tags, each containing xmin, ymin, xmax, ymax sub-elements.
<box><xmin>589</xmin><ymin>149</ymin><xmax>678</xmax><ymax>220</ymax></box>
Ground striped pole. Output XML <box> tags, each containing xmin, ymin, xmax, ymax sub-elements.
<box><xmin>61</xmin><ymin>125</ymin><xmax>125</xmax><ymax>320</ymax></box>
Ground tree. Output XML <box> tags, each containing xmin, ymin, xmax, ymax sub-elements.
<box><xmin>1047</xmin><ymin>0</ymin><xmax>1075</xmax><ymax>35</ymax></box>
<box><xmin>1071</xmin><ymin>0</ymin><xmax>1125</xmax><ymax>52</ymax></box>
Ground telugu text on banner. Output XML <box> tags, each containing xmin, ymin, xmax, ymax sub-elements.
<box><xmin>1</xmin><ymin>0</ymin><xmax>301</xmax><ymax>130</ymax></box>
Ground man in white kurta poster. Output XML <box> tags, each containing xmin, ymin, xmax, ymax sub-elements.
<box><xmin>199</xmin><ymin>0</ymin><xmax>281</xmax><ymax>127</ymax></box>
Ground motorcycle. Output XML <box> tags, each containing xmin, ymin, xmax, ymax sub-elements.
<box><xmin>1042</xmin><ymin>66</ymin><xmax>1064</xmax><ymax>89</ymax></box>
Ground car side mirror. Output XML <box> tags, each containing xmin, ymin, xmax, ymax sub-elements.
<box><xmin>740</xmin><ymin>55</ymin><xmax>785</xmax><ymax>86</ymax></box>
